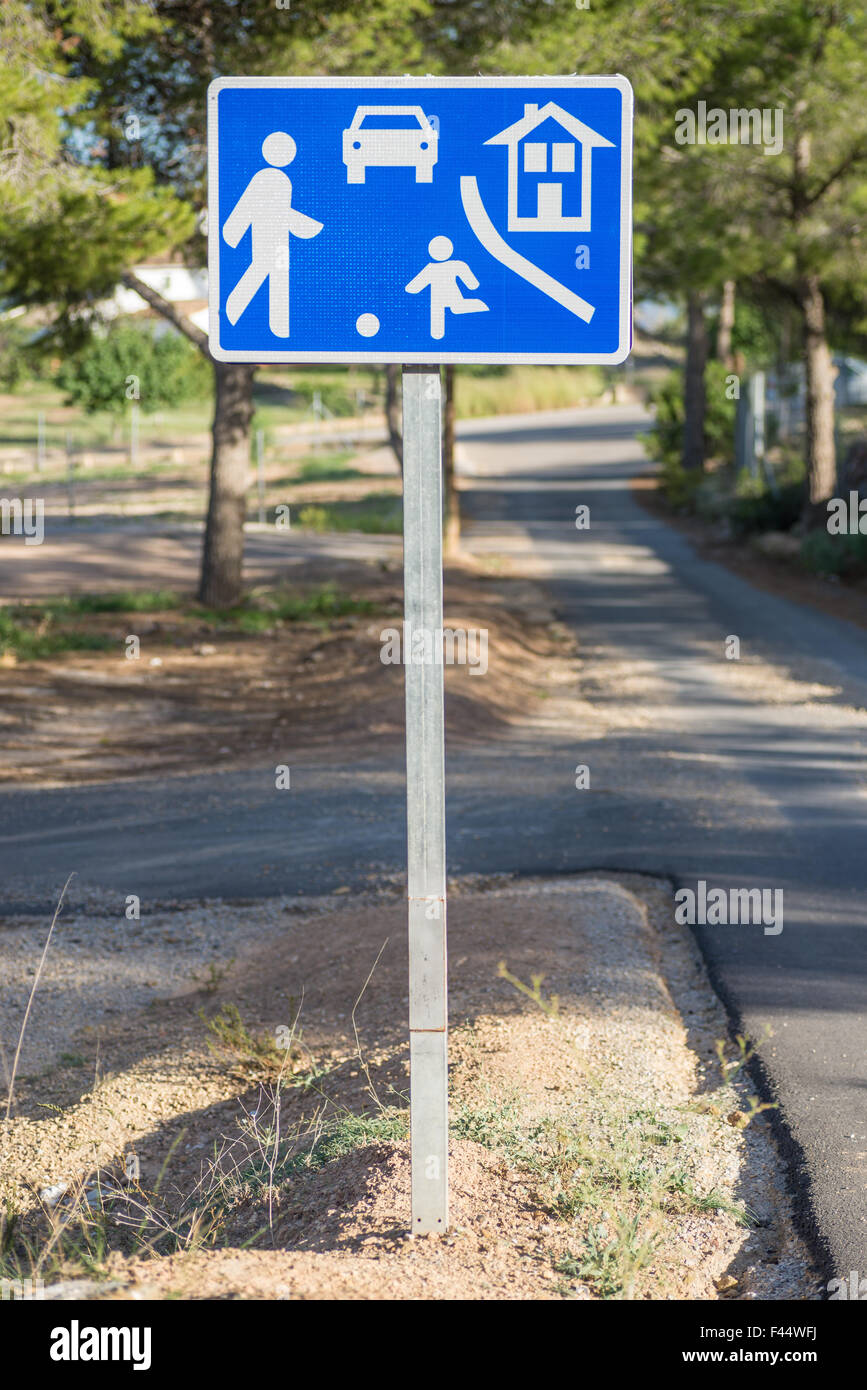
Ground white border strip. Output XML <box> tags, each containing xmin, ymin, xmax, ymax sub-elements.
<box><xmin>207</xmin><ymin>75</ymin><xmax>633</xmax><ymax>365</ymax></box>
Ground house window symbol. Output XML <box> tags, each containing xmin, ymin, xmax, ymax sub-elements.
<box><xmin>485</xmin><ymin>101</ymin><xmax>614</xmax><ymax>233</ymax></box>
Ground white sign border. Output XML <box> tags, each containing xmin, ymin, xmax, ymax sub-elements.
<box><xmin>207</xmin><ymin>74</ymin><xmax>633</xmax><ymax>365</ymax></box>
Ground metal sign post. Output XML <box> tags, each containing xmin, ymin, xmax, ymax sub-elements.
<box><xmin>402</xmin><ymin>365</ymin><xmax>448</xmax><ymax>1233</ymax></box>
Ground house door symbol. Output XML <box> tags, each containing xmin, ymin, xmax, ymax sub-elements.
<box><xmin>537</xmin><ymin>183</ymin><xmax>563</xmax><ymax>223</ymax></box>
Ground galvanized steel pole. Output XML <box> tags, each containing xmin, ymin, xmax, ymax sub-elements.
<box><xmin>401</xmin><ymin>364</ymin><xmax>448</xmax><ymax>1234</ymax></box>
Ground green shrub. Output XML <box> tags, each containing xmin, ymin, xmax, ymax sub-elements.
<box><xmin>55</xmin><ymin>322</ymin><xmax>211</xmax><ymax>415</ymax></box>
<box><xmin>801</xmin><ymin>529</ymin><xmax>867</xmax><ymax>577</ymax></box>
<box><xmin>644</xmin><ymin>362</ymin><xmax>737</xmax><ymax>496</ymax></box>
<box><xmin>728</xmin><ymin>475</ymin><xmax>804</xmax><ymax>536</ymax></box>
<box><xmin>293</xmin><ymin>378</ymin><xmax>356</xmax><ymax>417</ymax></box>
<box><xmin>658</xmin><ymin>456</ymin><xmax>704</xmax><ymax>510</ymax></box>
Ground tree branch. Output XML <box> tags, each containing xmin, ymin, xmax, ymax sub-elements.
<box><xmin>755</xmin><ymin>272</ymin><xmax>802</xmax><ymax>309</ymax></box>
<box><xmin>806</xmin><ymin>144</ymin><xmax>867</xmax><ymax>209</ymax></box>
<box><xmin>120</xmin><ymin>269</ymin><xmax>209</xmax><ymax>354</ymax></box>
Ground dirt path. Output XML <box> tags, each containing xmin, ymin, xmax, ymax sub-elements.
<box><xmin>1</xmin><ymin>877</ymin><xmax>817</xmax><ymax>1300</ymax></box>
<box><xmin>0</xmin><ymin>558</ymin><xmax>575</xmax><ymax>787</ymax></box>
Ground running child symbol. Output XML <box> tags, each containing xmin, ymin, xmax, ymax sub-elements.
<box><xmin>405</xmin><ymin>236</ymin><xmax>489</xmax><ymax>340</ymax></box>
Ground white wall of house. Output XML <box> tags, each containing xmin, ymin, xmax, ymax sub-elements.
<box><xmin>103</xmin><ymin>264</ymin><xmax>209</xmax><ymax>333</ymax></box>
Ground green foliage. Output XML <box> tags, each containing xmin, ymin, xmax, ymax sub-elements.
<box><xmin>49</xmin><ymin>590</ymin><xmax>181</xmax><ymax>614</ymax></box>
<box><xmin>644</xmin><ymin>372</ymin><xmax>686</xmax><ymax>472</ymax></box>
<box><xmin>283</xmin><ymin>1110</ymin><xmax>409</xmax><ymax>1177</ymax></box>
<box><xmin>293</xmin><ymin>380</ymin><xmax>358</xmax><ymax>417</ymax></box>
<box><xmin>200</xmin><ymin>1003</ymin><xmax>287</xmax><ymax>1074</ymax></box>
<box><xmin>645</xmin><ymin>364</ymin><xmax>738</xmax><ymax>507</ymax></box>
<box><xmin>55</xmin><ymin>323</ymin><xmax>210</xmax><ymax>415</ymax></box>
<box><xmin>800</xmin><ymin>530</ymin><xmax>867</xmax><ymax>578</ymax></box>
<box><xmin>729</xmin><ymin>300</ymin><xmax>778</xmax><ymax>368</ymax></box>
<box><xmin>0</xmin><ymin>608</ymin><xmax>113</xmax><ymax>660</ymax></box>
<box><xmin>294</xmin><ymin>454</ymin><xmax>361</xmax><ymax>483</ymax></box>
<box><xmin>296</xmin><ymin>496</ymin><xmax>403</xmax><ymax>535</ymax></box>
<box><xmin>0</xmin><ymin>321</ymin><xmax>35</xmax><ymax>390</ymax></box>
<box><xmin>199</xmin><ymin>584</ymin><xmax>374</xmax><ymax>629</ymax></box>
<box><xmin>555</xmin><ymin>1215</ymin><xmax>660</xmax><ymax>1301</ymax></box>
<box><xmin>1</xmin><ymin>171</ymin><xmax>194</xmax><ymax>344</ymax></box>
<box><xmin>728</xmin><ymin>475</ymin><xmax>804</xmax><ymax>536</ymax></box>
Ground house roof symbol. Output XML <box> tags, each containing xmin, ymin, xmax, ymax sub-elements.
<box><xmin>484</xmin><ymin>101</ymin><xmax>615</xmax><ymax>233</ymax></box>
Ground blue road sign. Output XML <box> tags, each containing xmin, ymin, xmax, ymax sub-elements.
<box><xmin>207</xmin><ymin>76</ymin><xmax>633</xmax><ymax>364</ymax></box>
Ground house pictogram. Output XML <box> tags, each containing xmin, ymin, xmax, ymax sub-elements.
<box><xmin>484</xmin><ymin>101</ymin><xmax>615</xmax><ymax>233</ymax></box>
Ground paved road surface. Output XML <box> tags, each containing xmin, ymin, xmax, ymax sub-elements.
<box><xmin>2</xmin><ymin>403</ymin><xmax>866</xmax><ymax>1278</ymax></box>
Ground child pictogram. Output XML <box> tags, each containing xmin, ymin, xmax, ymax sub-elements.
<box><xmin>405</xmin><ymin>236</ymin><xmax>489</xmax><ymax>340</ymax></box>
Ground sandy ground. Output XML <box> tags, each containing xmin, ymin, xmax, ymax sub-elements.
<box><xmin>0</xmin><ymin>876</ymin><xmax>818</xmax><ymax>1301</ymax></box>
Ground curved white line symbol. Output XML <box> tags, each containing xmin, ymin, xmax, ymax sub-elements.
<box><xmin>459</xmin><ymin>175</ymin><xmax>595</xmax><ymax>324</ymax></box>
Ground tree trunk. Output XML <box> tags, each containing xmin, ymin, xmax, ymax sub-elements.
<box><xmin>199</xmin><ymin>362</ymin><xmax>256</xmax><ymax>607</ymax></box>
<box><xmin>442</xmin><ymin>366</ymin><xmax>460</xmax><ymax>554</ymax></box>
<box><xmin>682</xmin><ymin>290</ymin><xmax>708</xmax><ymax>471</ymax></box>
<box><xmin>717</xmin><ymin>279</ymin><xmax>736</xmax><ymax>369</ymax></box>
<box><xmin>385</xmin><ymin>364</ymin><xmax>403</xmax><ymax>473</ymax></box>
<box><xmin>120</xmin><ymin>270</ymin><xmax>256</xmax><ymax>606</ymax></box>
<box><xmin>800</xmin><ymin>273</ymin><xmax>837</xmax><ymax>513</ymax></box>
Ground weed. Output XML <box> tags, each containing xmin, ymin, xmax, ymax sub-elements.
<box><xmin>281</xmin><ymin>1108</ymin><xmax>408</xmax><ymax>1179</ymax></box>
<box><xmin>199</xmin><ymin>1003</ymin><xmax>292</xmax><ymax>1077</ymax></box>
<box><xmin>555</xmin><ymin>1212</ymin><xmax>660</xmax><ymax>1299</ymax></box>
<box><xmin>497</xmin><ymin>960</ymin><xmax>559</xmax><ymax>1018</ymax></box>
<box><xmin>58</xmin><ymin>1052</ymin><xmax>86</xmax><ymax>1068</ymax></box>
<box><xmin>190</xmin><ymin>958</ymin><xmax>234</xmax><ymax>996</ymax></box>
<box><xmin>712</xmin><ymin>1030</ymin><xmax>778</xmax><ymax>1127</ymax></box>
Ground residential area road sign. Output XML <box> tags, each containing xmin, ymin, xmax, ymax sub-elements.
<box><xmin>207</xmin><ymin>76</ymin><xmax>633</xmax><ymax>364</ymax></box>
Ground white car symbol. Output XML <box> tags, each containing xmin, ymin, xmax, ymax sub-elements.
<box><xmin>343</xmin><ymin>105</ymin><xmax>438</xmax><ymax>184</ymax></box>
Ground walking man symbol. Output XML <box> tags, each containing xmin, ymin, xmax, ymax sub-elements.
<box><xmin>405</xmin><ymin>236</ymin><xmax>489</xmax><ymax>340</ymax></box>
<box><xmin>223</xmin><ymin>131</ymin><xmax>323</xmax><ymax>338</ymax></box>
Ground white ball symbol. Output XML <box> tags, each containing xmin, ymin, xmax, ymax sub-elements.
<box><xmin>356</xmin><ymin>313</ymin><xmax>380</xmax><ymax>337</ymax></box>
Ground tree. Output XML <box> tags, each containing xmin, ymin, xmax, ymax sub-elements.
<box><xmin>56</xmin><ymin>321</ymin><xmax>209</xmax><ymax>415</ymax></box>
<box><xmin>692</xmin><ymin>2</ymin><xmax>867</xmax><ymax>513</ymax></box>
<box><xmin>50</xmin><ymin>0</ymin><xmax>561</xmax><ymax>603</ymax></box>
<box><xmin>385</xmin><ymin>365</ymin><xmax>403</xmax><ymax>474</ymax></box>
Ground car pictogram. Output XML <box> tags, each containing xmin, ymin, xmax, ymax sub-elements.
<box><xmin>343</xmin><ymin>105</ymin><xmax>438</xmax><ymax>184</ymax></box>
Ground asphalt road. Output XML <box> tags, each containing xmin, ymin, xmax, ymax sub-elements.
<box><xmin>2</xmin><ymin>402</ymin><xmax>866</xmax><ymax>1279</ymax></box>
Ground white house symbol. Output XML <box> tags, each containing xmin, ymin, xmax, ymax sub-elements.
<box><xmin>484</xmin><ymin>102</ymin><xmax>614</xmax><ymax>234</ymax></box>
